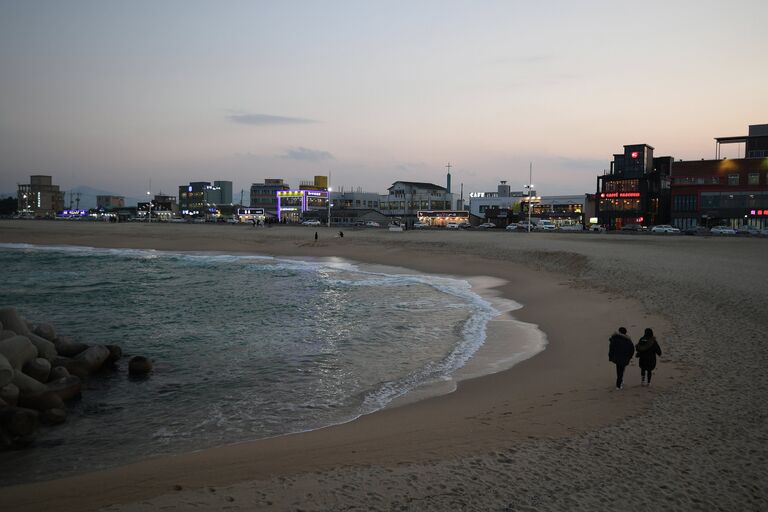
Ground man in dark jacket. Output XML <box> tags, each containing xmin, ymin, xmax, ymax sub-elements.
<box><xmin>609</xmin><ymin>327</ymin><xmax>635</xmax><ymax>389</ymax></box>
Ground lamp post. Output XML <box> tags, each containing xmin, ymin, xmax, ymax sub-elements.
<box><xmin>327</xmin><ymin>187</ymin><xmax>332</xmax><ymax>228</ymax></box>
<box><xmin>147</xmin><ymin>190</ymin><xmax>152</xmax><ymax>223</ymax></box>
<box><xmin>525</xmin><ymin>162</ymin><xmax>534</xmax><ymax>232</ymax></box>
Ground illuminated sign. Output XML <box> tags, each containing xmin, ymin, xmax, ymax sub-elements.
<box><xmin>600</xmin><ymin>192</ymin><xmax>641</xmax><ymax>198</ymax></box>
<box><xmin>750</xmin><ymin>210</ymin><xmax>765</xmax><ymax>216</ymax></box>
<box><xmin>469</xmin><ymin>192</ymin><xmax>486</xmax><ymax>198</ymax></box>
<box><xmin>631</xmin><ymin>151</ymin><xmax>639</xmax><ymax>159</ymax></box>
<box><xmin>277</xmin><ymin>191</ymin><xmax>303</xmax><ymax>197</ymax></box>
<box><xmin>306</xmin><ymin>191</ymin><xmax>325</xmax><ymax>197</ymax></box>
<box><xmin>188</xmin><ymin>186</ymin><xmax>192</xmax><ymax>192</ymax></box>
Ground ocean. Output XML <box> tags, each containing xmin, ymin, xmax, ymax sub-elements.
<box><xmin>0</xmin><ymin>243</ymin><xmax>542</xmax><ymax>484</ymax></box>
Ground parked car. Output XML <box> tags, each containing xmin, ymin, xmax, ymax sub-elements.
<box><xmin>683</xmin><ymin>225</ymin><xmax>709</xmax><ymax>236</ymax></box>
<box><xmin>710</xmin><ymin>226</ymin><xmax>737</xmax><ymax>235</ymax></box>
<box><xmin>505</xmin><ymin>224</ymin><xmax>519</xmax><ymax>231</ymax></box>
<box><xmin>588</xmin><ymin>224</ymin><xmax>606</xmax><ymax>232</ymax></box>
<box><xmin>446</xmin><ymin>222</ymin><xmax>460</xmax><ymax>229</ymax></box>
<box><xmin>536</xmin><ymin>222</ymin><xmax>557</xmax><ymax>231</ymax></box>
<box><xmin>365</xmin><ymin>220</ymin><xmax>380</xmax><ymax>227</ymax></box>
<box><xmin>517</xmin><ymin>222</ymin><xmax>534</xmax><ymax>231</ymax></box>
<box><xmin>477</xmin><ymin>222</ymin><xmax>496</xmax><ymax>229</ymax></box>
<box><xmin>650</xmin><ymin>225</ymin><xmax>681</xmax><ymax>234</ymax></box>
<box><xmin>301</xmin><ymin>219</ymin><xmax>321</xmax><ymax>226</ymax></box>
<box><xmin>413</xmin><ymin>222</ymin><xmax>429</xmax><ymax>229</ymax></box>
<box><xmin>620</xmin><ymin>224</ymin><xmax>645</xmax><ymax>232</ymax></box>
<box><xmin>761</xmin><ymin>228</ymin><xmax>768</xmax><ymax>237</ymax></box>
<box><xmin>736</xmin><ymin>225</ymin><xmax>759</xmax><ymax>236</ymax></box>
<box><xmin>559</xmin><ymin>224</ymin><xmax>584</xmax><ymax>231</ymax></box>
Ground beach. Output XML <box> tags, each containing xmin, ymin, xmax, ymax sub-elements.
<box><xmin>1</xmin><ymin>220</ymin><xmax>766</xmax><ymax>511</ymax></box>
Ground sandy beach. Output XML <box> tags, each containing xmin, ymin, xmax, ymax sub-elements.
<box><xmin>1</xmin><ymin>220</ymin><xmax>766</xmax><ymax>511</ymax></box>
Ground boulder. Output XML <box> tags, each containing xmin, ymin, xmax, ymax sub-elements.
<box><xmin>33</xmin><ymin>323</ymin><xmax>57</xmax><ymax>342</ymax></box>
<box><xmin>0</xmin><ymin>383</ymin><xmax>20</xmax><ymax>406</ymax></box>
<box><xmin>128</xmin><ymin>356</ymin><xmax>153</xmax><ymax>376</ymax></box>
<box><xmin>18</xmin><ymin>390</ymin><xmax>65</xmax><ymax>411</ymax></box>
<box><xmin>0</xmin><ymin>330</ymin><xmax>15</xmax><ymax>341</ymax></box>
<box><xmin>40</xmin><ymin>408</ymin><xmax>67</xmax><ymax>426</ymax></box>
<box><xmin>0</xmin><ymin>307</ymin><xmax>30</xmax><ymax>337</ymax></box>
<box><xmin>75</xmin><ymin>345</ymin><xmax>110</xmax><ymax>373</ymax></box>
<box><xmin>26</xmin><ymin>332</ymin><xmax>57</xmax><ymax>362</ymax></box>
<box><xmin>105</xmin><ymin>345</ymin><xmax>123</xmax><ymax>365</ymax></box>
<box><xmin>49</xmin><ymin>366</ymin><xmax>70</xmax><ymax>381</ymax></box>
<box><xmin>52</xmin><ymin>357</ymin><xmax>91</xmax><ymax>380</ymax></box>
<box><xmin>0</xmin><ymin>406</ymin><xmax>39</xmax><ymax>449</ymax></box>
<box><xmin>46</xmin><ymin>376</ymin><xmax>81</xmax><ymax>401</ymax></box>
<box><xmin>53</xmin><ymin>336</ymin><xmax>89</xmax><ymax>358</ymax></box>
<box><xmin>23</xmin><ymin>358</ymin><xmax>51</xmax><ymax>383</ymax></box>
<box><xmin>12</xmin><ymin>370</ymin><xmax>47</xmax><ymax>394</ymax></box>
<box><xmin>0</xmin><ymin>354</ymin><xmax>13</xmax><ymax>388</ymax></box>
<box><xmin>0</xmin><ymin>336</ymin><xmax>38</xmax><ymax>370</ymax></box>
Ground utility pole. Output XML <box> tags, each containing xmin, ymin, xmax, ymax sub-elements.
<box><xmin>327</xmin><ymin>171</ymin><xmax>332</xmax><ymax>228</ymax></box>
<box><xmin>527</xmin><ymin>162</ymin><xmax>533</xmax><ymax>232</ymax></box>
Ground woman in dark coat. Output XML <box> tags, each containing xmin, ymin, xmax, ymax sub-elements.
<box><xmin>636</xmin><ymin>328</ymin><xmax>662</xmax><ymax>386</ymax></box>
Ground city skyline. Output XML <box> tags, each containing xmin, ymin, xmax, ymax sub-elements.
<box><xmin>1</xmin><ymin>1</ymin><xmax>766</xmax><ymax>200</ymax></box>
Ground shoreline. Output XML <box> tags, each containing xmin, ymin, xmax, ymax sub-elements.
<box><xmin>1</xmin><ymin>221</ymin><xmax>690</xmax><ymax>511</ymax></box>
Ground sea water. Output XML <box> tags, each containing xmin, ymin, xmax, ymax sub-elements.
<box><xmin>0</xmin><ymin>244</ymin><xmax>539</xmax><ymax>484</ymax></box>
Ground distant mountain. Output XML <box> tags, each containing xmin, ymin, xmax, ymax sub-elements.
<box><xmin>65</xmin><ymin>186</ymin><xmax>142</xmax><ymax>209</ymax></box>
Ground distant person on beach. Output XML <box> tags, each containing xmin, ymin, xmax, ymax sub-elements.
<box><xmin>636</xmin><ymin>328</ymin><xmax>662</xmax><ymax>386</ymax></box>
<box><xmin>338</xmin><ymin>231</ymin><xmax>344</xmax><ymax>238</ymax></box>
<box><xmin>609</xmin><ymin>327</ymin><xmax>635</xmax><ymax>390</ymax></box>
<box><xmin>314</xmin><ymin>231</ymin><xmax>318</xmax><ymax>241</ymax></box>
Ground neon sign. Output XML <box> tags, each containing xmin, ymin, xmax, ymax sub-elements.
<box><xmin>631</xmin><ymin>151</ymin><xmax>639</xmax><ymax>159</ymax></box>
<box><xmin>600</xmin><ymin>192</ymin><xmax>640</xmax><ymax>198</ymax></box>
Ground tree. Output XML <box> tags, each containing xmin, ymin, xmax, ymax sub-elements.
<box><xmin>0</xmin><ymin>196</ymin><xmax>17</xmax><ymax>215</ymax></box>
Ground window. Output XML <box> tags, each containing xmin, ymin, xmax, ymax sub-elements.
<box><xmin>748</xmin><ymin>173</ymin><xmax>760</xmax><ymax>185</ymax></box>
<box><xmin>728</xmin><ymin>174</ymin><xmax>740</xmax><ymax>186</ymax></box>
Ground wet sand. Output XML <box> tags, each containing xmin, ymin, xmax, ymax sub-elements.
<box><xmin>1</xmin><ymin>220</ymin><xmax>765</xmax><ymax>511</ymax></box>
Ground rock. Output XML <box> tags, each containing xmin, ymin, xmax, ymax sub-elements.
<box><xmin>0</xmin><ymin>307</ymin><xmax>30</xmax><ymax>337</ymax></box>
<box><xmin>46</xmin><ymin>376</ymin><xmax>81</xmax><ymax>401</ymax></box>
<box><xmin>128</xmin><ymin>356</ymin><xmax>153</xmax><ymax>376</ymax></box>
<box><xmin>26</xmin><ymin>332</ymin><xmax>57</xmax><ymax>362</ymax></box>
<box><xmin>12</xmin><ymin>370</ymin><xmax>47</xmax><ymax>394</ymax></box>
<box><xmin>53</xmin><ymin>336</ymin><xmax>89</xmax><ymax>358</ymax></box>
<box><xmin>49</xmin><ymin>366</ymin><xmax>70</xmax><ymax>381</ymax></box>
<box><xmin>0</xmin><ymin>383</ymin><xmax>20</xmax><ymax>406</ymax></box>
<box><xmin>105</xmin><ymin>345</ymin><xmax>123</xmax><ymax>365</ymax></box>
<box><xmin>0</xmin><ymin>330</ymin><xmax>15</xmax><ymax>341</ymax></box>
<box><xmin>0</xmin><ymin>354</ymin><xmax>13</xmax><ymax>388</ymax></box>
<box><xmin>23</xmin><ymin>358</ymin><xmax>51</xmax><ymax>383</ymax></box>
<box><xmin>52</xmin><ymin>357</ymin><xmax>91</xmax><ymax>380</ymax></box>
<box><xmin>40</xmin><ymin>408</ymin><xmax>67</xmax><ymax>426</ymax></box>
<box><xmin>33</xmin><ymin>323</ymin><xmax>57</xmax><ymax>342</ymax></box>
<box><xmin>75</xmin><ymin>345</ymin><xmax>110</xmax><ymax>373</ymax></box>
<box><xmin>0</xmin><ymin>406</ymin><xmax>39</xmax><ymax>449</ymax></box>
<box><xmin>18</xmin><ymin>390</ymin><xmax>65</xmax><ymax>411</ymax></box>
<box><xmin>0</xmin><ymin>335</ymin><xmax>38</xmax><ymax>370</ymax></box>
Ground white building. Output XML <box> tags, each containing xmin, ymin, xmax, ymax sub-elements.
<box><xmin>468</xmin><ymin>181</ymin><xmax>531</xmax><ymax>217</ymax></box>
<box><xmin>379</xmin><ymin>181</ymin><xmax>456</xmax><ymax>223</ymax></box>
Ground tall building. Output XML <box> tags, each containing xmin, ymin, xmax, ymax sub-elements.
<box><xmin>595</xmin><ymin>144</ymin><xmax>673</xmax><ymax>229</ymax></box>
<box><xmin>17</xmin><ymin>175</ymin><xmax>65</xmax><ymax>218</ymax></box>
<box><xmin>250</xmin><ymin>178</ymin><xmax>290</xmax><ymax>213</ymax></box>
<box><xmin>178</xmin><ymin>180</ymin><xmax>233</xmax><ymax>216</ymax></box>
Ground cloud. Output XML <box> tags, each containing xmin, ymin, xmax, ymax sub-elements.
<box><xmin>280</xmin><ymin>146</ymin><xmax>334</xmax><ymax>162</ymax></box>
<box><xmin>228</xmin><ymin>113</ymin><xmax>317</xmax><ymax>126</ymax></box>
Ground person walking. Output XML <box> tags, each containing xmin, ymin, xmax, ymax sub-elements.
<box><xmin>609</xmin><ymin>327</ymin><xmax>635</xmax><ymax>390</ymax></box>
<box><xmin>636</xmin><ymin>328</ymin><xmax>662</xmax><ymax>386</ymax></box>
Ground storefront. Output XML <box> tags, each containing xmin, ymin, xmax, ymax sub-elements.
<box><xmin>416</xmin><ymin>210</ymin><xmax>470</xmax><ymax>227</ymax></box>
<box><xmin>277</xmin><ymin>190</ymin><xmax>330</xmax><ymax>223</ymax></box>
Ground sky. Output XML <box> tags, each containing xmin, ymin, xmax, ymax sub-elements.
<box><xmin>1</xmin><ymin>0</ymin><xmax>766</xmax><ymax>201</ymax></box>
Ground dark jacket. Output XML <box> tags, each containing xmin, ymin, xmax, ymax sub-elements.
<box><xmin>636</xmin><ymin>336</ymin><xmax>661</xmax><ymax>370</ymax></box>
<box><xmin>609</xmin><ymin>332</ymin><xmax>635</xmax><ymax>366</ymax></box>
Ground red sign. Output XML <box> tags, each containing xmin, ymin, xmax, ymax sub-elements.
<box><xmin>631</xmin><ymin>151</ymin><xmax>639</xmax><ymax>159</ymax></box>
<box><xmin>600</xmin><ymin>192</ymin><xmax>640</xmax><ymax>198</ymax></box>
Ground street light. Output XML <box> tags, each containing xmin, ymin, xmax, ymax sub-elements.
<box><xmin>327</xmin><ymin>187</ymin><xmax>332</xmax><ymax>228</ymax></box>
<box><xmin>524</xmin><ymin>162</ymin><xmax>534</xmax><ymax>232</ymax></box>
<box><xmin>147</xmin><ymin>191</ymin><xmax>152</xmax><ymax>223</ymax></box>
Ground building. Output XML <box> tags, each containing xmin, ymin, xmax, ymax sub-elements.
<box><xmin>250</xmin><ymin>179</ymin><xmax>290</xmax><ymax>213</ymax></box>
<box><xmin>96</xmin><ymin>195</ymin><xmax>125</xmax><ymax>210</ymax></box>
<box><xmin>670</xmin><ymin>125</ymin><xmax>768</xmax><ymax>230</ymax></box>
<box><xmin>379</xmin><ymin>181</ymin><xmax>456</xmax><ymax>225</ymax></box>
<box><xmin>178</xmin><ymin>181</ymin><xmax>233</xmax><ymax>217</ymax></box>
<box><xmin>468</xmin><ymin>181</ymin><xmax>530</xmax><ymax>218</ymax></box>
<box><xmin>595</xmin><ymin>144</ymin><xmax>673</xmax><ymax>229</ymax></box>
<box><xmin>17</xmin><ymin>175</ymin><xmax>65</xmax><ymax>218</ymax></box>
<box><xmin>277</xmin><ymin>189</ymin><xmax>329</xmax><ymax>223</ymax></box>
<box><xmin>526</xmin><ymin>195</ymin><xmax>587</xmax><ymax>226</ymax></box>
